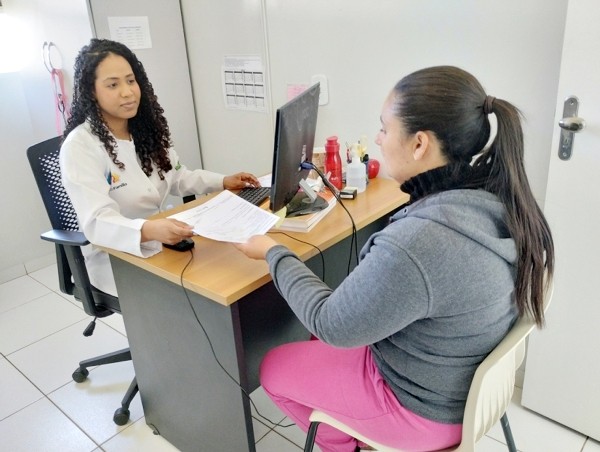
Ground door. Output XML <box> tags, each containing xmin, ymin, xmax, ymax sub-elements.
<box><xmin>521</xmin><ymin>0</ymin><xmax>600</xmax><ymax>441</ymax></box>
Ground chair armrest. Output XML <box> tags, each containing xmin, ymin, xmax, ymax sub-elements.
<box><xmin>41</xmin><ymin>229</ymin><xmax>90</xmax><ymax>247</ymax></box>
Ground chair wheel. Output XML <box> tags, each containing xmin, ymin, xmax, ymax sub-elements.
<box><xmin>72</xmin><ymin>367</ymin><xmax>89</xmax><ymax>383</ymax></box>
<box><xmin>113</xmin><ymin>407</ymin><xmax>130</xmax><ymax>426</ymax></box>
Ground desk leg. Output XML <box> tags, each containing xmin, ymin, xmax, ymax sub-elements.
<box><xmin>111</xmin><ymin>258</ymin><xmax>257</xmax><ymax>451</ymax></box>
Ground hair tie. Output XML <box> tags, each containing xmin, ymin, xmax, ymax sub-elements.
<box><xmin>483</xmin><ymin>95</ymin><xmax>496</xmax><ymax>115</ymax></box>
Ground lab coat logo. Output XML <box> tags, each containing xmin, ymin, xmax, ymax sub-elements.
<box><xmin>107</xmin><ymin>172</ymin><xmax>127</xmax><ymax>191</ymax></box>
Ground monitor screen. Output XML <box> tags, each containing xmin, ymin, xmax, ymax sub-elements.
<box><xmin>270</xmin><ymin>83</ymin><xmax>328</xmax><ymax>216</ymax></box>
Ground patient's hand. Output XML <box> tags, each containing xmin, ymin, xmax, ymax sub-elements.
<box><xmin>234</xmin><ymin>235</ymin><xmax>278</xmax><ymax>260</ymax></box>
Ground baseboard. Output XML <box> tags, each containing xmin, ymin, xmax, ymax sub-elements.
<box><xmin>0</xmin><ymin>263</ymin><xmax>26</xmax><ymax>285</ymax></box>
<box><xmin>24</xmin><ymin>253</ymin><xmax>55</xmax><ymax>274</ymax></box>
<box><xmin>0</xmin><ymin>253</ymin><xmax>55</xmax><ymax>285</ymax></box>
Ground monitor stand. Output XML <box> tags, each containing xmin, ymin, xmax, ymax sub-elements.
<box><xmin>285</xmin><ymin>191</ymin><xmax>329</xmax><ymax>217</ymax></box>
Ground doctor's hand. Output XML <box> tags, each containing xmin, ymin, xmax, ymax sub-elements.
<box><xmin>141</xmin><ymin>218</ymin><xmax>194</xmax><ymax>245</ymax></box>
<box><xmin>234</xmin><ymin>235</ymin><xmax>278</xmax><ymax>260</ymax></box>
<box><xmin>223</xmin><ymin>172</ymin><xmax>261</xmax><ymax>190</ymax></box>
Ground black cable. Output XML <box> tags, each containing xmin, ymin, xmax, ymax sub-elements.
<box><xmin>173</xmin><ymin>169</ymin><xmax>358</xmax><ymax>428</ymax></box>
<box><xmin>308</xmin><ymin>163</ymin><xmax>359</xmax><ymax>272</ymax></box>
<box><xmin>270</xmin><ymin>231</ymin><xmax>326</xmax><ymax>282</ymax></box>
<box><xmin>178</xmin><ymin>248</ymin><xmax>294</xmax><ymax>428</ymax></box>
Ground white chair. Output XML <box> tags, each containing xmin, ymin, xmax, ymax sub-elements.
<box><xmin>304</xmin><ymin>286</ymin><xmax>553</xmax><ymax>452</ymax></box>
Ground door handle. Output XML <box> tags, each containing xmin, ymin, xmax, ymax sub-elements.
<box><xmin>558</xmin><ymin>96</ymin><xmax>585</xmax><ymax>160</ymax></box>
<box><xmin>559</xmin><ymin>116</ymin><xmax>586</xmax><ymax>132</ymax></box>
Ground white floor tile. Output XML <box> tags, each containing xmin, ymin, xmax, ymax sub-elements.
<box><xmin>583</xmin><ymin>438</ymin><xmax>600</xmax><ymax>452</ymax></box>
<box><xmin>28</xmin><ymin>263</ymin><xmax>88</xmax><ymax>307</ymax></box>
<box><xmin>49</xmin><ymin>360</ymin><xmax>143</xmax><ymax>445</ymax></box>
<box><xmin>0</xmin><ymin>275</ymin><xmax>51</xmax><ymax>314</ymax></box>
<box><xmin>250</xmin><ymin>385</ymin><xmax>287</xmax><ymax>428</ymax></box>
<box><xmin>101</xmin><ymin>416</ymin><xmax>180</xmax><ymax>452</ymax></box>
<box><xmin>475</xmin><ymin>435</ymin><xmax>515</xmax><ymax>451</ymax></box>
<box><xmin>0</xmin><ymin>263</ymin><xmax>26</xmax><ymax>286</ymax></box>
<box><xmin>253</xmin><ymin>417</ymin><xmax>273</xmax><ymax>443</ymax></box>
<box><xmin>28</xmin><ymin>263</ymin><xmax>127</xmax><ymax>335</ymax></box>
<box><xmin>24</xmin><ymin>252</ymin><xmax>55</xmax><ymax>275</ymax></box>
<box><xmin>0</xmin><ymin>356</ymin><xmax>43</xmax><ymax>419</ymax></box>
<box><xmin>486</xmin><ymin>387</ymin><xmax>587</xmax><ymax>452</ymax></box>
<box><xmin>1</xmin><ymin>266</ymin><xmax>597</xmax><ymax>452</ymax></box>
<box><xmin>0</xmin><ymin>292</ymin><xmax>88</xmax><ymax>354</ymax></box>
<box><xmin>100</xmin><ymin>311</ymin><xmax>128</xmax><ymax>336</ymax></box>
<box><xmin>273</xmin><ymin>417</ymin><xmax>310</xmax><ymax>448</ymax></box>
<box><xmin>256</xmin><ymin>429</ymin><xmax>302</xmax><ymax>451</ymax></box>
<box><xmin>0</xmin><ymin>397</ymin><xmax>97</xmax><ymax>452</ymax></box>
<box><xmin>28</xmin><ymin>263</ymin><xmax>61</xmax><ymax>292</ymax></box>
<box><xmin>9</xmin><ymin>319</ymin><xmax>130</xmax><ymax>394</ymax></box>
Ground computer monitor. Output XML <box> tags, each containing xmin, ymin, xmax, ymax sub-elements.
<box><xmin>269</xmin><ymin>83</ymin><xmax>329</xmax><ymax>217</ymax></box>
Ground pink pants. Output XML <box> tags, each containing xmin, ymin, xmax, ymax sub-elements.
<box><xmin>259</xmin><ymin>340</ymin><xmax>462</xmax><ymax>452</ymax></box>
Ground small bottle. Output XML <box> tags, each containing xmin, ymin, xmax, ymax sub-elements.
<box><xmin>346</xmin><ymin>146</ymin><xmax>367</xmax><ymax>193</ymax></box>
<box><xmin>324</xmin><ymin>136</ymin><xmax>343</xmax><ymax>190</ymax></box>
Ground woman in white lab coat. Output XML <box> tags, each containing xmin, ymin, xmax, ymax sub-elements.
<box><xmin>60</xmin><ymin>38</ymin><xmax>260</xmax><ymax>296</ymax></box>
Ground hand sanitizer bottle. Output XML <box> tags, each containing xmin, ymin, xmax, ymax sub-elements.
<box><xmin>345</xmin><ymin>146</ymin><xmax>367</xmax><ymax>193</ymax></box>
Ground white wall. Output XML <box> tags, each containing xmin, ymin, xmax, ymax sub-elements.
<box><xmin>181</xmin><ymin>0</ymin><xmax>274</xmax><ymax>176</ymax></box>
<box><xmin>185</xmin><ymin>0</ymin><xmax>567</xmax><ymax>200</ymax></box>
<box><xmin>1</xmin><ymin>0</ymin><xmax>568</xmax><ymax>282</ymax></box>
<box><xmin>0</xmin><ymin>0</ymin><xmax>93</xmax><ymax>283</ymax></box>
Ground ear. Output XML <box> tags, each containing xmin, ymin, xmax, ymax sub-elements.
<box><xmin>412</xmin><ymin>131</ymin><xmax>430</xmax><ymax>161</ymax></box>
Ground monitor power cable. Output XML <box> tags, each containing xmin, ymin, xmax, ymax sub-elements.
<box><xmin>304</xmin><ymin>163</ymin><xmax>360</xmax><ymax>272</ymax></box>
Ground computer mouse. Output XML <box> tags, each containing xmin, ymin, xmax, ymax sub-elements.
<box><xmin>163</xmin><ymin>238</ymin><xmax>195</xmax><ymax>252</ymax></box>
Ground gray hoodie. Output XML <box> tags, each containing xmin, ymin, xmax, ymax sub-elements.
<box><xmin>266</xmin><ymin>188</ymin><xmax>518</xmax><ymax>424</ymax></box>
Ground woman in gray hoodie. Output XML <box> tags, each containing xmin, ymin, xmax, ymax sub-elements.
<box><xmin>235</xmin><ymin>66</ymin><xmax>554</xmax><ymax>452</ymax></box>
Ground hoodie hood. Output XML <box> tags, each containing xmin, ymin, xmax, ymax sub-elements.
<box><xmin>390</xmin><ymin>188</ymin><xmax>517</xmax><ymax>267</ymax></box>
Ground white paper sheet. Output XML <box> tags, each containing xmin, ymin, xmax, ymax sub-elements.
<box><xmin>168</xmin><ymin>191</ymin><xmax>279</xmax><ymax>243</ymax></box>
<box><xmin>108</xmin><ymin>16</ymin><xmax>152</xmax><ymax>50</ymax></box>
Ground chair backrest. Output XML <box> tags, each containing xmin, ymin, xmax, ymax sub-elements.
<box><xmin>458</xmin><ymin>284</ymin><xmax>554</xmax><ymax>451</ymax></box>
<box><xmin>26</xmin><ymin>136</ymin><xmax>79</xmax><ymax>232</ymax></box>
<box><xmin>26</xmin><ymin>136</ymin><xmax>114</xmax><ymax>317</ymax></box>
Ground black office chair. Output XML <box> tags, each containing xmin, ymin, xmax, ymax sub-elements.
<box><xmin>27</xmin><ymin>136</ymin><xmax>138</xmax><ymax>426</ymax></box>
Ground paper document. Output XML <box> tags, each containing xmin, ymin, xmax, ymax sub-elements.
<box><xmin>258</xmin><ymin>174</ymin><xmax>272</xmax><ymax>187</ymax></box>
<box><xmin>168</xmin><ymin>190</ymin><xmax>279</xmax><ymax>243</ymax></box>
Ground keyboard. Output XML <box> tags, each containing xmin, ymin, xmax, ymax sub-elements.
<box><xmin>237</xmin><ymin>186</ymin><xmax>271</xmax><ymax>206</ymax></box>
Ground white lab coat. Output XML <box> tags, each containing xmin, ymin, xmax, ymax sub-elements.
<box><xmin>60</xmin><ymin>122</ymin><xmax>225</xmax><ymax>296</ymax></box>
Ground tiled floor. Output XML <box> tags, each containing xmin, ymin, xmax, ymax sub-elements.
<box><xmin>0</xmin><ymin>264</ymin><xmax>598</xmax><ymax>452</ymax></box>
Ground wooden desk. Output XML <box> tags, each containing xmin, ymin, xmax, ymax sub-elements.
<box><xmin>106</xmin><ymin>178</ymin><xmax>408</xmax><ymax>451</ymax></box>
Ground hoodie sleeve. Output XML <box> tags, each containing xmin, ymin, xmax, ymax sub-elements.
<box><xmin>265</xmin><ymin>230</ymin><xmax>431</xmax><ymax>348</ymax></box>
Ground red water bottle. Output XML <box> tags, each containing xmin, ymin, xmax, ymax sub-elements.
<box><xmin>324</xmin><ymin>136</ymin><xmax>343</xmax><ymax>190</ymax></box>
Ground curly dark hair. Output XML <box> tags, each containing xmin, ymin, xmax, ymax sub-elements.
<box><xmin>64</xmin><ymin>38</ymin><xmax>172</xmax><ymax>178</ymax></box>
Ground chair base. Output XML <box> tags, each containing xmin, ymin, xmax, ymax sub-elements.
<box><xmin>72</xmin><ymin>347</ymin><xmax>139</xmax><ymax>426</ymax></box>
<box><xmin>113</xmin><ymin>377</ymin><xmax>139</xmax><ymax>425</ymax></box>
<box><xmin>76</xmin><ymin>347</ymin><xmax>132</xmax><ymax>370</ymax></box>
